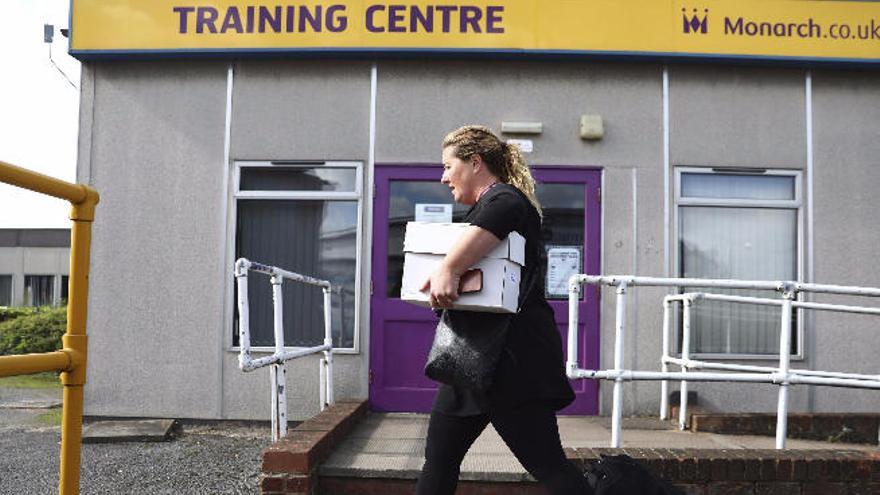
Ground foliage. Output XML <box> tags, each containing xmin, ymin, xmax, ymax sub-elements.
<box><xmin>0</xmin><ymin>306</ymin><xmax>39</xmax><ymax>324</ymax></box>
<box><xmin>0</xmin><ymin>306</ymin><xmax>67</xmax><ymax>356</ymax></box>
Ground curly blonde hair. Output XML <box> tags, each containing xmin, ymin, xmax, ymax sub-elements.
<box><xmin>442</xmin><ymin>125</ymin><xmax>542</xmax><ymax>216</ymax></box>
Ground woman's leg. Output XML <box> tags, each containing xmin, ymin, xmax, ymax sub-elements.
<box><xmin>416</xmin><ymin>410</ymin><xmax>490</xmax><ymax>495</ymax></box>
<box><xmin>490</xmin><ymin>402</ymin><xmax>591</xmax><ymax>495</ymax></box>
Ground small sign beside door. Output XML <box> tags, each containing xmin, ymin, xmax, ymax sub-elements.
<box><xmin>415</xmin><ymin>203</ymin><xmax>452</xmax><ymax>223</ymax></box>
<box><xmin>546</xmin><ymin>246</ymin><xmax>581</xmax><ymax>298</ymax></box>
<box><xmin>506</xmin><ymin>139</ymin><xmax>533</xmax><ymax>153</ymax></box>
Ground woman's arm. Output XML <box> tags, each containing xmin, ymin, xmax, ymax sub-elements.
<box><xmin>420</xmin><ymin>225</ymin><xmax>501</xmax><ymax>308</ymax></box>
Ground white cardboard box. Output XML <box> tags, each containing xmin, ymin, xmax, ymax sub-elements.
<box><xmin>400</xmin><ymin>222</ymin><xmax>524</xmax><ymax>313</ymax></box>
<box><xmin>403</xmin><ymin>221</ymin><xmax>525</xmax><ymax>265</ymax></box>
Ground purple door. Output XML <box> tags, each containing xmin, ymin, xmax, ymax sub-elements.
<box><xmin>369</xmin><ymin>165</ymin><xmax>601</xmax><ymax>415</ymax></box>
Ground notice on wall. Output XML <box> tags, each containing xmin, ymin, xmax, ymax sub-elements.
<box><xmin>506</xmin><ymin>139</ymin><xmax>533</xmax><ymax>153</ymax></box>
<box><xmin>545</xmin><ymin>246</ymin><xmax>581</xmax><ymax>297</ymax></box>
<box><xmin>415</xmin><ymin>203</ymin><xmax>452</xmax><ymax>223</ymax></box>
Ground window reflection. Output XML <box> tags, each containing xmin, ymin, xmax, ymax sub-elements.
<box><xmin>236</xmin><ymin>200</ymin><xmax>358</xmax><ymax>348</ymax></box>
<box><xmin>536</xmin><ymin>183</ymin><xmax>585</xmax><ymax>299</ymax></box>
<box><xmin>241</xmin><ymin>166</ymin><xmax>357</xmax><ymax>192</ymax></box>
<box><xmin>387</xmin><ymin>181</ymin><xmax>467</xmax><ymax>298</ymax></box>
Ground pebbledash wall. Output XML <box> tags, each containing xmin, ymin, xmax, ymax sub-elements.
<box><xmin>72</xmin><ymin>2</ymin><xmax>880</xmax><ymax>421</ymax></box>
<box><xmin>75</xmin><ymin>60</ymin><xmax>880</xmax><ymax>421</ymax></box>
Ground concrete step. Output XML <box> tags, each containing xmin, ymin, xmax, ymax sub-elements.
<box><xmin>690</xmin><ymin>412</ymin><xmax>880</xmax><ymax>445</ymax></box>
<box><xmin>260</xmin><ymin>403</ymin><xmax>880</xmax><ymax>495</ymax></box>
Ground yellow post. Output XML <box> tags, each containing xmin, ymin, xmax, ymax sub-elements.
<box><xmin>0</xmin><ymin>160</ymin><xmax>99</xmax><ymax>495</ymax></box>
<box><xmin>58</xmin><ymin>188</ymin><xmax>98</xmax><ymax>495</ymax></box>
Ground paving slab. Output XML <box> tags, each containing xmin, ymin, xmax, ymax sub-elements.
<box><xmin>81</xmin><ymin>419</ymin><xmax>177</xmax><ymax>443</ymax></box>
<box><xmin>320</xmin><ymin>412</ymin><xmax>877</xmax><ymax>482</ymax></box>
<box><xmin>0</xmin><ymin>386</ymin><xmax>62</xmax><ymax>409</ymax></box>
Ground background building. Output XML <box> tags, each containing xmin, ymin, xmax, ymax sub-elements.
<box><xmin>0</xmin><ymin>229</ymin><xmax>71</xmax><ymax>307</ymax></box>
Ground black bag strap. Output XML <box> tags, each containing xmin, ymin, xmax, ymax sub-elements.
<box><xmin>515</xmin><ymin>255</ymin><xmax>539</xmax><ymax>313</ymax></box>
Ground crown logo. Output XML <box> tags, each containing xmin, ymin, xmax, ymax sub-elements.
<box><xmin>682</xmin><ymin>8</ymin><xmax>709</xmax><ymax>34</ymax></box>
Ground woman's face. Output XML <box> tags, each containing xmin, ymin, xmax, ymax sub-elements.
<box><xmin>441</xmin><ymin>146</ymin><xmax>478</xmax><ymax>205</ymax></box>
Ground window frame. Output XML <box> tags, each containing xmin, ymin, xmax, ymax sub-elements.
<box><xmin>673</xmin><ymin>167</ymin><xmax>804</xmax><ymax>360</ymax></box>
<box><xmin>227</xmin><ymin>160</ymin><xmax>363</xmax><ymax>354</ymax></box>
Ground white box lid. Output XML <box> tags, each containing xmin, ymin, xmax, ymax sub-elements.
<box><xmin>403</xmin><ymin>221</ymin><xmax>525</xmax><ymax>266</ymax></box>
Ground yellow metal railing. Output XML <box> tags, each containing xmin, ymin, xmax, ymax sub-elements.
<box><xmin>0</xmin><ymin>160</ymin><xmax>99</xmax><ymax>495</ymax></box>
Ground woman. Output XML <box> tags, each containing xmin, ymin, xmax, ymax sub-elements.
<box><xmin>417</xmin><ymin>125</ymin><xmax>590</xmax><ymax>494</ymax></box>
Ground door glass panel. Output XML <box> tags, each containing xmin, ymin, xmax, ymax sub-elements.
<box><xmin>536</xmin><ymin>183</ymin><xmax>586</xmax><ymax>299</ymax></box>
<box><xmin>386</xmin><ymin>181</ymin><xmax>468</xmax><ymax>298</ymax></box>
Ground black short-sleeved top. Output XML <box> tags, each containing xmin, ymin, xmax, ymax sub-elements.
<box><xmin>431</xmin><ymin>184</ymin><xmax>576</xmax><ymax>416</ymax></box>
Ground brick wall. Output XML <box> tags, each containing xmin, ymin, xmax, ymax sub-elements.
<box><xmin>569</xmin><ymin>447</ymin><xmax>880</xmax><ymax>495</ymax></box>
<box><xmin>260</xmin><ymin>400</ymin><xmax>368</xmax><ymax>495</ymax></box>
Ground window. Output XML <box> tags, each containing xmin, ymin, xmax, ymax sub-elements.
<box><xmin>0</xmin><ymin>276</ymin><xmax>11</xmax><ymax>306</ymax></box>
<box><xmin>233</xmin><ymin>162</ymin><xmax>362</xmax><ymax>350</ymax></box>
<box><xmin>676</xmin><ymin>168</ymin><xmax>801</xmax><ymax>357</ymax></box>
<box><xmin>61</xmin><ymin>276</ymin><xmax>69</xmax><ymax>304</ymax></box>
<box><xmin>24</xmin><ymin>275</ymin><xmax>55</xmax><ymax>307</ymax></box>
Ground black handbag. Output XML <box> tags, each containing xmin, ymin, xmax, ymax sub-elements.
<box><xmin>424</xmin><ymin>309</ymin><xmax>513</xmax><ymax>391</ymax></box>
<box><xmin>584</xmin><ymin>454</ymin><xmax>684</xmax><ymax>495</ymax></box>
<box><xmin>423</xmin><ymin>266</ymin><xmax>537</xmax><ymax>392</ymax></box>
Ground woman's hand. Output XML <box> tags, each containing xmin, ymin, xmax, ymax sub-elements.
<box><xmin>420</xmin><ymin>266</ymin><xmax>461</xmax><ymax>309</ymax></box>
<box><xmin>418</xmin><ymin>225</ymin><xmax>501</xmax><ymax>309</ymax></box>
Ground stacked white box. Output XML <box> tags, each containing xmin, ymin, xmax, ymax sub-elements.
<box><xmin>400</xmin><ymin>221</ymin><xmax>525</xmax><ymax>313</ymax></box>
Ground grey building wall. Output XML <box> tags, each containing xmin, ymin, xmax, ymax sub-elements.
<box><xmin>80</xmin><ymin>61</ymin><xmax>230</xmax><ymax>418</ymax></box>
<box><xmin>810</xmin><ymin>69</ymin><xmax>880</xmax><ymax>413</ymax></box>
<box><xmin>78</xmin><ymin>57</ymin><xmax>880</xmax><ymax>421</ymax></box>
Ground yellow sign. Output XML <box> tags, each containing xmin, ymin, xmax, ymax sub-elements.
<box><xmin>71</xmin><ymin>0</ymin><xmax>880</xmax><ymax>63</ymax></box>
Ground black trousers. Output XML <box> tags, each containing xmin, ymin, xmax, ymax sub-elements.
<box><xmin>416</xmin><ymin>401</ymin><xmax>591</xmax><ymax>495</ymax></box>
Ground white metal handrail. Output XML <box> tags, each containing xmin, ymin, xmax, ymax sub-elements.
<box><xmin>234</xmin><ymin>258</ymin><xmax>335</xmax><ymax>441</ymax></box>
<box><xmin>567</xmin><ymin>275</ymin><xmax>880</xmax><ymax>449</ymax></box>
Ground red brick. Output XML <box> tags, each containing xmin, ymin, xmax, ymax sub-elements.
<box><xmin>285</xmin><ymin>475</ymin><xmax>312</xmax><ymax>493</ymax></box>
<box><xmin>726</xmin><ymin>456</ymin><xmax>747</xmax><ymax>482</ymax></box>
<box><xmin>756</xmin><ymin>456</ymin><xmax>777</xmax><ymax>481</ymax></box>
<box><xmin>871</xmin><ymin>453</ymin><xmax>880</xmax><ymax>481</ymax></box>
<box><xmin>802</xmin><ymin>481</ymin><xmax>847</xmax><ymax>495</ymax></box>
<box><xmin>806</xmin><ymin>457</ymin><xmax>825</xmax><ymax>481</ymax></box>
<box><xmin>261</xmin><ymin>476</ymin><xmax>284</xmax><ymax>492</ymax></box>
<box><xmin>791</xmin><ymin>457</ymin><xmax>808</xmax><ymax>481</ymax></box>
<box><xmin>850</xmin><ymin>459</ymin><xmax>872</xmax><ymax>481</ymax></box>
<box><xmin>709</xmin><ymin>455</ymin><xmax>729</xmax><ymax>481</ymax></box>
<box><xmin>694</xmin><ymin>456</ymin><xmax>713</xmax><ymax>481</ymax></box>
<box><xmin>755</xmin><ymin>482</ymin><xmax>799</xmax><ymax>495</ymax></box>
<box><xmin>317</xmin><ymin>477</ymin><xmax>415</xmax><ymax>495</ymax></box>
<box><xmin>674</xmin><ymin>483</ymin><xmax>707</xmax><ymax>495</ymax></box>
<box><xmin>679</xmin><ymin>456</ymin><xmax>699</xmax><ymax>481</ymax></box>
<box><xmin>707</xmin><ymin>481</ymin><xmax>754</xmax><ymax>495</ymax></box>
<box><xmin>742</xmin><ymin>456</ymin><xmax>761</xmax><ymax>481</ymax></box>
<box><xmin>848</xmin><ymin>482</ymin><xmax>880</xmax><ymax>495</ymax></box>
